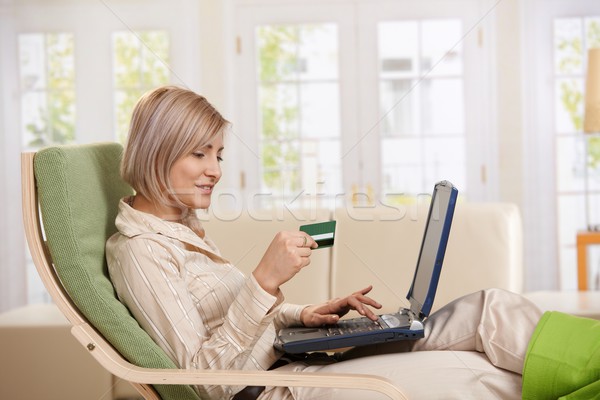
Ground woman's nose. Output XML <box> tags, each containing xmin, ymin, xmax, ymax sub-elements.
<box><xmin>205</xmin><ymin>157</ymin><xmax>222</xmax><ymax>179</ymax></box>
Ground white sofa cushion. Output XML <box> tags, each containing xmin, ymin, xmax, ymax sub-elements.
<box><xmin>331</xmin><ymin>202</ymin><xmax>523</xmax><ymax>313</ymax></box>
<box><xmin>281</xmin><ymin>350</ymin><xmax>521</xmax><ymax>399</ymax></box>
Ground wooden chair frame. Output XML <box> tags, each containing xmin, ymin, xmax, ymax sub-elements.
<box><xmin>21</xmin><ymin>151</ymin><xmax>407</xmax><ymax>400</ymax></box>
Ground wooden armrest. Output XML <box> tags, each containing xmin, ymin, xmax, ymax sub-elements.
<box><xmin>71</xmin><ymin>323</ymin><xmax>407</xmax><ymax>400</ymax></box>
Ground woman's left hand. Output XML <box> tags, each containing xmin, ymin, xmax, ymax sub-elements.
<box><xmin>300</xmin><ymin>285</ymin><xmax>382</xmax><ymax>327</ymax></box>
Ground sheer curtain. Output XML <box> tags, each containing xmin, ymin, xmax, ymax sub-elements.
<box><xmin>0</xmin><ymin>3</ymin><xmax>28</xmax><ymax>313</ymax></box>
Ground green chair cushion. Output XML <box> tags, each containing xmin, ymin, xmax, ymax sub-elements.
<box><xmin>34</xmin><ymin>143</ymin><xmax>201</xmax><ymax>400</ymax></box>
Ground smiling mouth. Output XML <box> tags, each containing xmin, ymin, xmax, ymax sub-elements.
<box><xmin>196</xmin><ymin>184</ymin><xmax>214</xmax><ymax>193</ymax></box>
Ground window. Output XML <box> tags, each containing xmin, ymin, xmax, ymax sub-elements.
<box><xmin>112</xmin><ymin>30</ymin><xmax>170</xmax><ymax>143</ymax></box>
<box><xmin>235</xmin><ymin>1</ymin><xmax>486</xmax><ymax>210</ymax></box>
<box><xmin>522</xmin><ymin>0</ymin><xmax>600</xmax><ymax>291</ymax></box>
<box><xmin>4</xmin><ymin>0</ymin><xmax>199</xmax><ymax>311</ymax></box>
<box><xmin>19</xmin><ymin>33</ymin><xmax>76</xmax><ymax>148</ymax></box>
<box><xmin>378</xmin><ymin>20</ymin><xmax>466</xmax><ymax>197</ymax></box>
<box><xmin>256</xmin><ymin>24</ymin><xmax>342</xmax><ymax>205</ymax></box>
<box><xmin>554</xmin><ymin>16</ymin><xmax>600</xmax><ymax>289</ymax></box>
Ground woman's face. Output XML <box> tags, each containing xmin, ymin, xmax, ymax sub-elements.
<box><xmin>168</xmin><ymin>134</ymin><xmax>224</xmax><ymax>210</ymax></box>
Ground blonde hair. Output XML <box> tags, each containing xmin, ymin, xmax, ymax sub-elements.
<box><xmin>121</xmin><ymin>86</ymin><xmax>229</xmax><ymax>210</ymax></box>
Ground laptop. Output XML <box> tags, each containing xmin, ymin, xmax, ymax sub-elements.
<box><xmin>274</xmin><ymin>180</ymin><xmax>458</xmax><ymax>354</ymax></box>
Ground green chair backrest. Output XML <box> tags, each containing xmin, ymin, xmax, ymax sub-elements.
<box><xmin>34</xmin><ymin>143</ymin><xmax>201</xmax><ymax>400</ymax></box>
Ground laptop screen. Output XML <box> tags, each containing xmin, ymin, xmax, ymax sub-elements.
<box><xmin>408</xmin><ymin>182</ymin><xmax>456</xmax><ymax>317</ymax></box>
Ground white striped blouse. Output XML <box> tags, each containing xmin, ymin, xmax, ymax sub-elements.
<box><xmin>106</xmin><ymin>198</ymin><xmax>304</xmax><ymax>399</ymax></box>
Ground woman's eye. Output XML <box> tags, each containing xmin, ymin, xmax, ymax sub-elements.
<box><xmin>217</xmin><ymin>155</ymin><xmax>224</xmax><ymax>162</ymax></box>
<box><xmin>193</xmin><ymin>152</ymin><xmax>205</xmax><ymax>159</ymax></box>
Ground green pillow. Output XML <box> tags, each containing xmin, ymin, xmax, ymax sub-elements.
<box><xmin>522</xmin><ymin>311</ymin><xmax>600</xmax><ymax>399</ymax></box>
<box><xmin>34</xmin><ymin>143</ymin><xmax>201</xmax><ymax>400</ymax></box>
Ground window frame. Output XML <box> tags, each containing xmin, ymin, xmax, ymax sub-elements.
<box><xmin>521</xmin><ymin>0</ymin><xmax>600</xmax><ymax>291</ymax></box>
<box><xmin>234</xmin><ymin>3</ymin><xmax>359</xmax><ymax>206</ymax></box>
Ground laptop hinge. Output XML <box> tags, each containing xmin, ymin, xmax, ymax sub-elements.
<box><xmin>407</xmin><ymin>297</ymin><xmax>422</xmax><ymax>318</ymax></box>
<box><xmin>407</xmin><ymin>308</ymin><xmax>424</xmax><ymax>331</ymax></box>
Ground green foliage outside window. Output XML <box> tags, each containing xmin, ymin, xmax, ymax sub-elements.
<box><xmin>113</xmin><ymin>31</ymin><xmax>170</xmax><ymax>143</ymax></box>
<box><xmin>21</xmin><ymin>33</ymin><xmax>76</xmax><ymax>148</ymax></box>
<box><xmin>257</xmin><ymin>25</ymin><xmax>303</xmax><ymax>193</ymax></box>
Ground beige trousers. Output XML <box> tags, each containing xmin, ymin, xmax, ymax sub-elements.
<box><xmin>262</xmin><ymin>288</ymin><xmax>543</xmax><ymax>400</ymax></box>
<box><xmin>341</xmin><ymin>287</ymin><xmax>543</xmax><ymax>374</ymax></box>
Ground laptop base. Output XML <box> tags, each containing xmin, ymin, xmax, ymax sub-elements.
<box><xmin>275</xmin><ymin>311</ymin><xmax>425</xmax><ymax>354</ymax></box>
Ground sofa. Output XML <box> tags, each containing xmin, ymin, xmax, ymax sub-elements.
<box><xmin>0</xmin><ymin>201</ymin><xmax>525</xmax><ymax>399</ymax></box>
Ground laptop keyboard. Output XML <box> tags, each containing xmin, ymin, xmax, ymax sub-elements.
<box><xmin>326</xmin><ymin>313</ymin><xmax>411</xmax><ymax>336</ymax></box>
<box><xmin>327</xmin><ymin>316</ymin><xmax>385</xmax><ymax>336</ymax></box>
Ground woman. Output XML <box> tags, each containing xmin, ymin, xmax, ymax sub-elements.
<box><xmin>106</xmin><ymin>85</ymin><xmax>569</xmax><ymax>400</ymax></box>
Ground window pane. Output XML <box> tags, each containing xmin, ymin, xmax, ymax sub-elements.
<box><xmin>421</xmin><ymin>20</ymin><xmax>463</xmax><ymax>76</ymax></box>
<box><xmin>20</xmin><ymin>92</ymin><xmax>47</xmax><ymax>148</ymax></box>
<box><xmin>113</xmin><ymin>32</ymin><xmax>142</xmax><ymax>87</ymax></box>
<box><xmin>381</xmin><ymin>136</ymin><xmax>466</xmax><ymax>196</ymax></box>
<box><xmin>47</xmin><ymin>34</ymin><xmax>75</xmax><ymax>89</ymax></box>
<box><xmin>47</xmin><ymin>90</ymin><xmax>76</xmax><ymax>143</ymax></box>
<box><xmin>257</xmin><ymin>25</ymin><xmax>301</xmax><ymax>83</ymax></box>
<box><xmin>256</xmin><ymin>23</ymin><xmax>341</xmax><ymax>201</ymax></box>
<box><xmin>378</xmin><ymin>19</ymin><xmax>465</xmax><ymax>196</ymax></box>
<box><xmin>380</xmin><ymin>79</ymin><xmax>418</xmax><ymax>137</ymax></box>
<box><xmin>556</xmin><ymin>136</ymin><xmax>585</xmax><ymax>193</ymax></box>
<box><xmin>140</xmin><ymin>31</ymin><xmax>170</xmax><ymax>86</ymax></box>
<box><xmin>113</xmin><ymin>30</ymin><xmax>170</xmax><ymax>142</ymax></box>
<box><xmin>259</xmin><ymin>83</ymin><xmax>300</xmax><ymax>140</ymax></box>
<box><xmin>115</xmin><ymin>89</ymin><xmax>145</xmax><ymax>142</ymax></box>
<box><xmin>298</xmin><ymin>25</ymin><xmax>338</xmax><ymax>80</ymax></box>
<box><xmin>313</xmin><ymin>139</ymin><xmax>342</xmax><ymax>194</ymax></box>
<box><xmin>586</xmin><ymin>17</ymin><xmax>600</xmax><ymax>50</ymax></box>
<box><xmin>555</xmin><ymin>78</ymin><xmax>584</xmax><ymax>134</ymax></box>
<box><xmin>585</xmin><ymin>245</ymin><xmax>600</xmax><ymax>290</ymax></box>
<box><xmin>258</xmin><ymin>24</ymin><xmax>338</xmax><ymax>82</ymax></box>
<box><xmin>261</xmin><ymin>139</ymin><xmax>301</xmax><ymax>192</ymax></box>
<box><xmin>301</xmin><ymin>139</ymin><xmax>342</xmax><ymax>195</ymax></box>
<box><xmin>300</xmin><ymin>82</ymin><xmax>339</xmax><ymax>138</ymax></box>
<box><xmin>554</xmin><ymin>18</ymin><xmax>583</xmax><ymax>75</ymax></box>
<box><xmin>19</xmin><ymin>34</ymin><xmax>47</xmax><ymax>91</ymax></box>
<box><xmin>421</xmin><ymin>78</ymin><xmax>464</xmax><ymax>135</ymax></box>
<box><xmin>423</xmin><ymin>137</ymin><xmax>466</xmax><ymax>190</ymax></box>
<box><xmin>19</xmin><ymin>33</ymin><xmax>76</xmax><ymax>148</ymax></box>
<box><xmin>558</xmin><ymin>195</ymin><xmax>587</xmax><ymax>245</ymax></box>
<box><xmin>381</xmin><ymin>137</ymin><xmax>423</xmax><ymax>195</ymax></box>
<box><xmin>558</xmin><ymin>193</ymin><xmax>600</xmax><ymax>259</ymax></box>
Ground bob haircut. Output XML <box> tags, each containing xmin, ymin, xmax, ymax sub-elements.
<box><xmin>121</xmin><ymin>85</ymin><xmax>229</xmax><ymax>210</ymax></box>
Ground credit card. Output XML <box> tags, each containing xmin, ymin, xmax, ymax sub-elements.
<box><xmin>299</xmin><ymin>221</ymin><xmax>336</xmax><ymax>248</ymax></box>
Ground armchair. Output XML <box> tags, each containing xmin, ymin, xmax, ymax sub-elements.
<box><xmin>21</xmin><ymin>143</ymin><xmax>406</xmax><ymax>400</ymax></box>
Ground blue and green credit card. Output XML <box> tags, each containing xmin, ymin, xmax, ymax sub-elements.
<box><xmin>300</xmin><ymin>221</ymin><xmax>336</xmax><ymax>248</ymax></box>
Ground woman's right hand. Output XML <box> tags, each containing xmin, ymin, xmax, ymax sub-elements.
<box><xmin>252</xmin><ymin>231</ymin><xmax>318</xmax><ymax>295</ymax></box>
